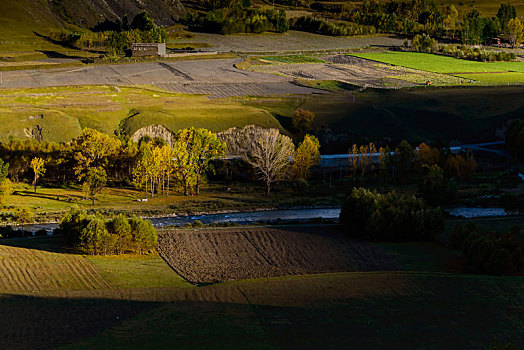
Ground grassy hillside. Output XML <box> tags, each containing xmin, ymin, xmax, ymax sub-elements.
<box><xmin>247</xmin><ymin>86</ymin><xmax>524</xmax><ymax>146</ymax></box>
<box><xmin>0</xmin><ymin>235</ymin><xmax>522</xmax><ymax>349</ymax></box>
<box><xmin>0</xmin><ymin>85</ymin><xmax>283</xmax><ymax>143</ymax></box>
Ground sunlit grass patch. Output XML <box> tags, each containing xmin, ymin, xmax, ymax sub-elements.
<box><xmin>351</xmin><ymin>52</ymin><xmax>524</xmax><ymax>74</ymax></box>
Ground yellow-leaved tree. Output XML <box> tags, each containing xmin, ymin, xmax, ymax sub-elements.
<box><xmin>292</xmin><ymin>134</ymin><xmax>321</xmax><ymax>180</ymax></box>
<box><xmin>30</xmin><ymin>157</ymin><xmax>46</xmax><ymax>194</ymax></box>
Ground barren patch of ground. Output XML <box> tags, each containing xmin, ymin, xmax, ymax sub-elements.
<box><xmin>157</xmin><ymin>226</ymin><xmax>400</xmax><ymax>284</ymax></box>
<box><xmin>0</xmin><ymin>58</ymin><xmax>323</xmax><ymax>96</ymax></box>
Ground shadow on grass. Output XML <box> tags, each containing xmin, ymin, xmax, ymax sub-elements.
<box><xmin>0</xmin><ymin>235</ymin><xmax>71</xmax><ymax>253</ymax></box>
<box><xmin>13</xmin><ymin>190</ymin><xmax>82</xmax><ymax>202</ymax></box>
<box><xmin>0</xmin><ymin>288</ymin><xmax>520</xmax><ymax>349</ymax></box>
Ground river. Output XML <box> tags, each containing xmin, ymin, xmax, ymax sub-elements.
<box><xmin>15</xmin><ymin>206</ymin><xmax>520</xmax><ymax>235</ymax></box>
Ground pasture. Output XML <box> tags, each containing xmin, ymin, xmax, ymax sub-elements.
<box><xmin>0</xmin><ymin>229</ymin><xmax>522</xmax><ymax>349</ymax></box>
<box><xmin>0</xmin><ymin>85</ymin><xmax>282</xmax><ymax>143</ymax></box>
<box><xmin>247</xmin><ymin>86</ymin><xmax>524</xmax><ymax>145</ymax></box>
<box><xmin>351</xmin><ymin>52</ymin><xmax>524</xmax><ymax>74</ymax></box>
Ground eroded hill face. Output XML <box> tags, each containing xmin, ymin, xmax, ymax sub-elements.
<box><xmin>51</xmin><ymin>0</ymin><xmax>186</xmax><ymax>28</ymax></box>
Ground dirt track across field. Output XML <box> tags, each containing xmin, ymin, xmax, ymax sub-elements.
<box><xmin>158</xmin><ymin>226</ymin><xmax>400</xmax><ymax>284</ymax></box>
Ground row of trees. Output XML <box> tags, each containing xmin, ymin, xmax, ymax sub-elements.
<box><xmin>188</xmin><ymin>8</ymin><xmax>288</xmax><ymax>34</ymax></box>
<box><xmin>133</xmin><ymin>128</ymin><xmax>226</xmax><ymax>197</ymax></box>
<box><xmin>56</xmin><ymin>208</ymin><xmax>157</xmax><ymax>255</ymax></box>
<box><xmin>0</xmin><ymin>124</ymin><xmax>323</xmax><ymax>202</ymax></box>
<box><xmin>289</xmin><ymin>15</ymin><xmax>375</xmax><ymax>37</ymax></box>
<box><xmin>323</xmin><ymin>1</ymin><xmax>523</xmax><ymax>46</ymax></box>
<box><xmin>345</xmin><ymin>140</ymin><xmax>476</xmax><ymax>206</ymax></box>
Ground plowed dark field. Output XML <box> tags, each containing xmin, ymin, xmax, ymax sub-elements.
<box><xmin>158</xmin><ymin>226</ymin><xmax>400</xmax><ymax>284</ymax></box>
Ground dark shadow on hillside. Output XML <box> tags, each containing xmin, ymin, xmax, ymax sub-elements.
<box><xmin>0</xmin><ymin>294</ymin><xmax>158</xmax><ymax>349</ymax></box>
<box><xmin>0</xmin><ymin>235</ymin><xmax>71</xmax><ymax>253</ymax></box>
<box><xmin>0</xmin><ymin>290</ymin><xmax>520</xmax><ymax>349</ymax></box>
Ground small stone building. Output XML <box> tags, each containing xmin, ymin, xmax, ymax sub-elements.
<box><xmin>131</xmin><ymin>43</ymin><xmax>167</xmax><ymax>57</ymax></box>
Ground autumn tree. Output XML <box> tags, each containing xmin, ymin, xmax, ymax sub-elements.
<box><xmin>182</xmin><ymin>128</ymin><xmax>227</xmax><ymax>195</ymax></box>
<box><xmin>443</xmin><ymin>4</ymin><xmax>459</xmax><ymax>38</ymax></box>
<box><xmin>0</xmin><ymin>158</ymin><xmax>12</xmax><ymax>206</ymax></box>
<box><xmin>83</xmin><ymin>167</ymin><xmax>107</xmax><ymax>205</ymax></box>
<box><xmin>15</xmin><ymin>207</ymin><xmax>33</xmax><ymax>231</ymax></box>
<box><xmin>292</xmin><ymin>134</ymin><xmax>320</xmax><ymax>180</ymax></box>
<box><xmin>357</xmin><ymin>143</ymin><xmax>377</xmax><ymax>177</ymax></box>
<box><xmin>505</xmin><ymin>18</ymin><xmax>524</xmax><ymax>48</ymax></box>
<box><xmin>30</xmin><ymin>157</ymin><xmax>46</xmax><ymax>194</ymax></box>
<box><xmin>172</xmin><ymin>136</ymin><xmax>197</xmax><ymax>196</ymax></box>
<box><xmin>244</xmin><ymin>128</ymin><xmax>295</xmax><ymax>196</ymax></box>
<box><xmin>415</xmin><ymin>142</ymin><xmax>440</xmax><ymax>170</ymax></box>
<box><xmin>72</xmin><ymin>128</ymin><xmax>120</xmax><ymax>181</ymax></box>
<box><xmin>444</xmin><ymin>152</ymin><xmax>477</xmax><ymax>182</ymax></box>
<box><xmin>349</xmin><ymin>144</ymin><xmax>359</xmax><ymax>181</ymax></box>
<box><xmin>293</xmin><ymin>108</ymin><xmax>315</xmax><ymax>135</ymax></box>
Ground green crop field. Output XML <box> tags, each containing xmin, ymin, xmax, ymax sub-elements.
<box><xmin>0</xmin><ymin>234</ymin><xmax>522</xmax><ymax>349</ymax></box>
<box><xmin>351</xmin><ymin>52</ymin><xmax>524</xmax><ymax>74</ymax></box>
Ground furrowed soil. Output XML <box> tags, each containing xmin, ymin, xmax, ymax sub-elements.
<box><xmin>157</xmin><ymin>226</ymin><xmax>400</xmax><ymax>284</ymax></box>
<box><xmin>0</xmin><ymin>244</ymin><xmax>110</xmax><ymax>293</ymax></box>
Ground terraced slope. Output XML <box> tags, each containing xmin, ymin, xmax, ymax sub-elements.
<box><xmin>0</xmin><ymin>244</ymin><xmax>111</xmax><ymax>293</ymax></box>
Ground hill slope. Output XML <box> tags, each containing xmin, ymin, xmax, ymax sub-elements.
<box><xmin>49</xmin><ymin>0</ymin><xmax>186</xmax><ymax>28</ymax></box>
<box><xmin>0</xmin><ymin>0</ymin><xmax>186</xmax><ymax>43</ymax></box>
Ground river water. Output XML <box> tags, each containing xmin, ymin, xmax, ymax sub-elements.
<box><xmin>21</xmin><ymin>208</ymin><xmax>343</xmax><ymax>233</ymax></box>
<box><xmin>16</xmin><ymin>206</ymin><xmax>519</xmax><ymax>235</ymax></box>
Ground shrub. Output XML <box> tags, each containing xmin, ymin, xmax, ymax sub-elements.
<box><xmin>57</xmin><ymin>208</ymin><xmax>157</xmax><ymax>255</ymax></box>
<box><xmin>455</xmin><ymin>222</ymin><xmax>524</xmax><ymax>275</ymax></box>
<box><xmin>192</xmin><ymin>220</ymin><xmax>204</xmax><ymax>228</ymax></box>
<box><xmin>106</xmin><ymin>214</ymin><xmax>133</xmax><ymax>254</ymax></box>
<box><xmin>339</xmin><ymin>187</ymin><xmax>444</xmax><ymax>241</ymax></box>
<box><xmin>418</xmin><ymin>165</ymin><xmax>457</xmax><ymax>206</ymax></box>
<box><xmin>78</xmin><ymin>217</ymin><xmax>113</xmax><ymax>255</ymax></box>
<box><xmin>412</xmin><ymin>34</ymin><xmax>438</xmax><ymax>53</ymax></box>
<box><xmin>129</xmin><ymin>216</ymin><xmax>157</xmax><ymax>254</ymax></box>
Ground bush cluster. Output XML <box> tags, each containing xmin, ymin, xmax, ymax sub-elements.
<box><xmin>56</xmin><ymin>208</ymin><xmax>157</xmax><ymax>255</ymax></box>
<box><xmin>339</xmin><ymin>187</ymin><xmax>444</xmax><ymax>241</ymax></box>
<box><xmin>190</xmin><ymin>8</ymin><xmax>288</xmax><ymax>34</ymax></box>
<box><xmin>450</xmin><ymin>222</ymin><xmax>524</xmax><ymax>275</ymax></box>
<box><xmin>289</xmin><ymin>16</ymin><xmax>375</xmax><ymax>36</ymax></box>
<box><xmin>412</xmin><ymin>34</ymin><xmax>438</xmax><ymax>53</ymax></box>
<box><xmin>439</xmin><ymin>44</ymin><xmax>516</xmax><ymax>62</ymax></box>
<box><xmin>410</xmin><ymin>34</ymin><xmax>516</xmax><ymax>61</ymax></box>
